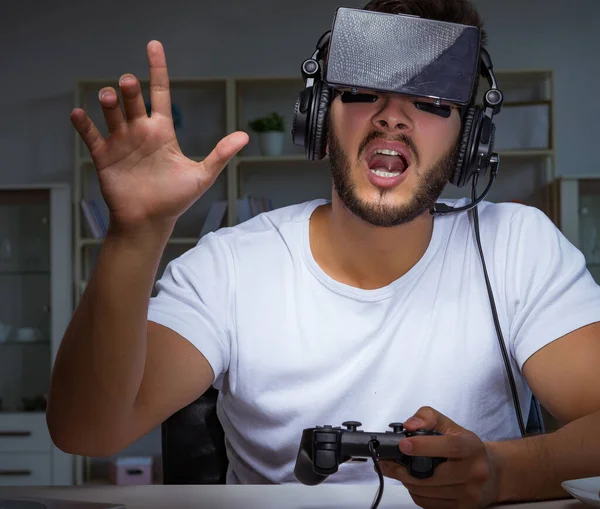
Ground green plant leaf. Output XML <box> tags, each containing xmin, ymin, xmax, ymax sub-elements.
<box><xmin>248</xmin><ymin>112</ymin><xmax>285</xmax><ymax>132</ymax></box>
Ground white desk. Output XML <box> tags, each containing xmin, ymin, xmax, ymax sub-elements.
<box><xmin>0</xmin><ymin>485</ymin><xmax>586</xmax><ymax>509</ymax></box>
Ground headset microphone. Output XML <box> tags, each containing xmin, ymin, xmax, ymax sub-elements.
<box><xmin>431</xmin><ymin>154</ymin><xmax>499</xmax><ymax>215</ymax></box>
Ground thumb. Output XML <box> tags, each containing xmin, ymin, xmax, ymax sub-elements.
<box><xmin>201</xmin><ymin>131</ymin><xmax>249</xmax><ymax>177</ymax></box>
<box><xmin>403</xmin><ymin>406</ymin><xmax>466</xmax><ymax>434</ymax></box>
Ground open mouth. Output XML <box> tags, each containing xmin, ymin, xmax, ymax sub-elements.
<box><xmin>367</xmin><ymin>148</ymin><xmax>410</xmax><ymax>178</ymax></box>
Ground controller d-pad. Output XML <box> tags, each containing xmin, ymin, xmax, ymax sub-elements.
<box><xmin>315</xmin><ymin>449</ymin><xmax>337</xmax><ymax>470</ymax></box>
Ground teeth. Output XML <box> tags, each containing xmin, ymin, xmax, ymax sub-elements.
<box><xmin>370</xmin><ymin>169</ymin><xmax>400</xmax><ymax>178</ymax></box>
<box><xmin>374</xmin><ymin>148</ymin><xmax>401</xmax><ymax>156</ymax></box>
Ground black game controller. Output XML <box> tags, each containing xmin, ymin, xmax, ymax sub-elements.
<box><xmin>294</xmin><ymin>421</ymin><xmax>448</xmax><ymax>485</ymax></box>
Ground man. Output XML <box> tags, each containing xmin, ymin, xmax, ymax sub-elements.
<box><xmin>47</xmin><ymin>0</ymin><xmax>600</xmax><ymax>508</ymax></box>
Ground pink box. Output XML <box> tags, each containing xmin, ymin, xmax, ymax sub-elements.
<box><xmin>110</xmin><ymin>456</ymin><xmax>153</xmax><ymax>485</ymax></box>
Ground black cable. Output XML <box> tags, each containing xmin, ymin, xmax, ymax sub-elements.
<box><xmin>369</xmin><ymin>440</ymin><xmax>384</xmax><ymax>509</ymax></box>
<box><xmin>469</xmin><ymin>173</ymin><xmax>527</xmax><ymax>438</ymax></box>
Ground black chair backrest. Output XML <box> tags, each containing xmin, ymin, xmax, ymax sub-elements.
<box><xmin>161</xmin><ymin>387</ymin><xmax>228</xmax><ymax>484</ymax></box>
<box><xmin>526</xmin><ymin>395</ymin><xmax>546</xmax><ymax>436</ymax></box>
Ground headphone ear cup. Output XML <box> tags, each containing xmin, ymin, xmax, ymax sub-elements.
<box><xmin>292</xmin><ymin>90</ymin><xmax>308</xmax><ymax>149</ymax></box>
<box><xmin>452</xmin><ymin>107</ymin><xmax>480</xmax><ymax>187</ymax></box>
<box><xmin>307</xmin><ymin>81</ymin><xmax>332</xmax><ymax>160</ymax></box>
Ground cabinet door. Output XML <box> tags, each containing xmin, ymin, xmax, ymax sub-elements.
<box><xmin>0</xmin><ymin>413</ymin><xmax>51</xmax><ymax>453</ymax></box>
<box><xmin>0</xmin><ymin>452</ymin><xmax>52</xmax><ymax>486</ymax></box>
<box><xmin>0</xmin><ymin>189</ymin><xmax>51</xmax><ymax>414</ymax></box>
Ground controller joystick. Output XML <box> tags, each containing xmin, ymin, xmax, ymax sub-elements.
<box><xmin>388</xmin><ymin>422</ymin><xmax>404</xmax><ymax>433</ymax></box>
<box><xmin>342</xmin><ymin>421</ymin><xmax>362</xmax><ymax>431</ymax></box>
<box><xmin>294</xmin><ymin>421</ymin><xmax>447</xmax><ymax>486</ymax></box>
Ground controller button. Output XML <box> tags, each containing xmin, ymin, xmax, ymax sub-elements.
<box><xmin>315</xmin><ymin>450</ymin><xmax>337</xmax><ymax>470</ymax></box>
<box><xmin>316</xmin><ymin>432</ymin><xmax>337</xmax><ymax>444</ymax></box>
<box><xmin>411</xmin><ymin>456</ymin><xmax>433</xmax><ymax>473</ymax></box>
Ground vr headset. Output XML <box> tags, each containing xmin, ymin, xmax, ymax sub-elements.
<box><xmin>292</xmin><ymin>7</ymin><xmax>504</xmax><ymax>189</ymax></box>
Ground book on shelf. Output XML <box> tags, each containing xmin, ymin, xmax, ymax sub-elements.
<box><xmin>80</xmin><ymin>199</ymin><xmax>108</xmax><ymax>239</ymax></box>
<box><xmin>199</xmin><ymin>195</ymin><xmax>274</xmax><ymax>238</ymax></box>
<box><xmin>237</xmin><ymin>195</ymin><xmax>274</xmax><ymax>223</ymax></box>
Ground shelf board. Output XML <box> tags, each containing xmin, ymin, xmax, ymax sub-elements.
<box><xmin>79</xmin><ymin>156</ymin><xmax>207</xmax><ymax>166</ymax></box>
<box><xmin>79</xmin><ymin>238</ymin><xmax>102</xmax><ymax>247</ymax></box>
<box><xmin>497</xmin><ymin>149</ymin><xmax>553</xmax><ymax>157</ymax></box>
<box><xmin>0</xmin><ymin>340</ymin><xmax>50</xmax><ymax>347</ymax></box>
<box><xmin>236</xmin><ymin>154</ymin><xmax>327</xmax><ymax>164</ymax></box>
<box><xmin>502</xmin><ymin>100</ymin><xmax>551</xmax><ymax>108</ymax></box>
<box><xmin>167</xmin><ymin>237</ymin><xmax>200</xmax><ymax>245</ymax></box>
<box><xmin>0</xmin><ymin>270</ymin><xmax>50</xmax><ymax>276</ymax></box>
<box><xmin>557</xmin><ymin>175</ymin><xmax>600</xmax><ymax>182</ymax></box>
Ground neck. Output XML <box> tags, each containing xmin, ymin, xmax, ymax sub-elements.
<box><xmin>310</xmin><ymin>195</ymin><xmax>435</xmax><ymax>290</ymax></box>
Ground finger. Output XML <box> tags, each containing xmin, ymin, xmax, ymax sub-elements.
<box><xmin>119</xmin><ymin>74</ymin><xmax>147</xmax><ymax>122</ymax></box>
<box><xmin>404</xmin><ymin>406</ymin><xmax>464</xmax><ymax>434</ymax></box>
<box><xmin>147</xmin><ymin>40</ymin><xmax>171</xmax><ymax>118</ymax></box>
<box><xmin>380</xmin><ymin>457</ymin><xmax>471</xmax><ymax>487</ymax></box>
<box><xmin>400</xmin><ymin>433</ymin><xmax>479</xmax><ymax>460</ymax></box>
<box><xmin>70</xmin><ymin>108</ymin><xmax>106</xmax><ymax>155</ymax></box>
<box><xmin>201</xmin><ymin>131</ymin><xmax>249</xmax><ymax>179</ymax></box>
<box><xmin>98</xmin><ymin>87</ymin><xmax>126</xmax><ymax>133</ymax></box>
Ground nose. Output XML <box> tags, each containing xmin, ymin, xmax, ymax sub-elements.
<box><xmin>371</xmin><ymin>95</ymin><xmax>414</xmax><ymax>133</ymax></box>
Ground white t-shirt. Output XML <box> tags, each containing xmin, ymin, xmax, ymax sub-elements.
<box><xmin>147</xmin><ymin>198</ymin><xmax>600</xmax><ymax>485</ymax></box>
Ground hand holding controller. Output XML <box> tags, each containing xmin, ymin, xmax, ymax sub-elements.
<box><xmin>294</xmin><ymin>421</ymin><xmax>448</xmax><ymax>485</ymax></box>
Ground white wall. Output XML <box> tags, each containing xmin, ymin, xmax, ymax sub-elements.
<box><xmin>1</xmin><ymin>0</ymin><xmax>599</xmax><ymax>188</ymax></box>
<box><xmin>2</xmin><ymin>0</ymin><xmax>598</xmax><ymax>465</ymax></box>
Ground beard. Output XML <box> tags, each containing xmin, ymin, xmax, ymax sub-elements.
<box><xmin>327</xmin><ymin>126</ymin><xmax>460</xmax><ymax>228</ymax></box>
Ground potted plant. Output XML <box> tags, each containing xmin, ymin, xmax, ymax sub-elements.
<box><xmin>248</xmin><ymin>112</ymin><xmax>285</xmax><ymax>156</ymax></box>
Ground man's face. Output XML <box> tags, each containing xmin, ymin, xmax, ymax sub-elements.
<box><xmin>326</xmin><ymin>89</ymin><xmax>463</xmax><ymax>227</ymax></box>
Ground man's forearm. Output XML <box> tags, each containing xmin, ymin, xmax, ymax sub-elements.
<box><xmin>487</xmin><ymin>410</ymin><xmax>600</xmax><ymax>503</ymax></box>
<box><xmin>47</xmin><ymin>225</ymin><xmax>172</xmax><ymax>455</ymax></box>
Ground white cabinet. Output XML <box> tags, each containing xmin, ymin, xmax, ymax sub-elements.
<box><xmin>0</xmin><ymin>184</ymin><xmax>75</xmax><ymax>485</ymax></box>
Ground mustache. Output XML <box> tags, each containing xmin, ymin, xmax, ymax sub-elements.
<box><xmin>357</xmin><ymin>131</ymin><xmax>420</xmax><ymax>166</ymax></box>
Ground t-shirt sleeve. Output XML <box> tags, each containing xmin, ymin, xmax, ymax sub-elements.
<box><xmin>147</xmin><ymin>232</ymin><xmax>232</xmax><ymax>383</ymax></box>
<box><xmin>507</xmin><ymin>206</ymin><xmax>600</xmax><ymax>370</ymax></box>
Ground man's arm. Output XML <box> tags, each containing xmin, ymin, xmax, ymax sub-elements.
<box><xmin>46</xmin><ymin>229</ymin><xmax>214</xmax><ymax>457</ymax></box>
<box><xmin>48</xmin><ymin>40</ymin><xmax>247</xmax><ymax>457</ymax></box>
<box><xmin>488</xmin><ymin>321</ymin><xmax>600</xmax><ymax>503</ymax></box>
<box><xmin>380</xmin><ymin>322</ymin><xmax>600</xmax><ymax>509</ymax></box>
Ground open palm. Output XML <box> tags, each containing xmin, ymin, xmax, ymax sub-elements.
<box><xmin>71</xmin><ymin>40</ymin><xmax>248</xmax><ymax>233</ymax></box>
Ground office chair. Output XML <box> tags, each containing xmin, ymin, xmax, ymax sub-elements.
<box><xmin>160</xmin><ymin>390</ymin><xmax>545</xmax><ymax>485</ymax></box>
<box><xmin>161</xmin><ymin>386</ymin><xmax>228</xmax><ymax>484</ymax></box>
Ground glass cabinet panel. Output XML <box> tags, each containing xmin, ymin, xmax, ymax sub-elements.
<box><xmin>0</xmin><ymin>189</ymin><xmax>51</xmax><ymax>413</ymax></box>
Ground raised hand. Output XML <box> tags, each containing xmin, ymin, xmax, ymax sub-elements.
<box><xmin>71</xmin><ymin>40</ymin><xmax>248</xmax><ymax>236</ymax></box>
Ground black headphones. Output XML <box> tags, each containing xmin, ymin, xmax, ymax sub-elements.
<box><xmin>292</xmin><ymin>30</ymin><xmax>504</xmax><ymax>190</ymax></box>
